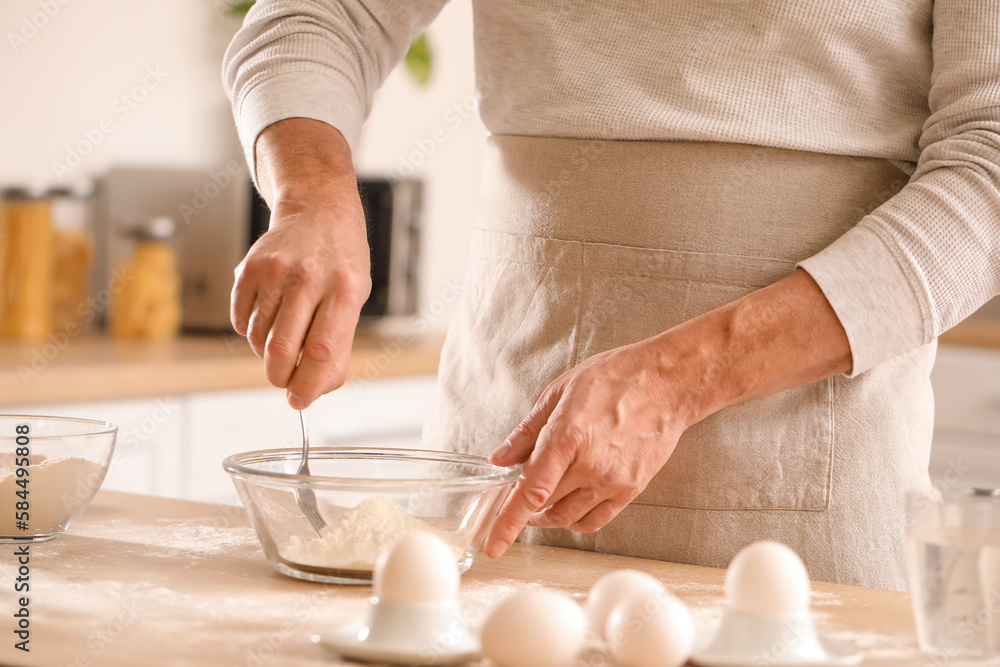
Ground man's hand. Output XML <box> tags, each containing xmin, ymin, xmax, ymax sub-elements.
<box><xmin>230</xmin><ymin>118</ymin><xmax>371</xmax><ymax>409</ymax></box>
<box><xmin>484</xmin><ymin>268</ymin><xmax>853</xmax><ymax>558</ymax></box>
<box><xmin>486</xmin><ymin>339</ymin><xmax>692</xmax><ymax>551</ymax></box>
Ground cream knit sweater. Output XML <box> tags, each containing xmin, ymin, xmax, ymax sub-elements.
<box><xmin>223</xmin><ymin>0</ymin><xmax>1000</xmax><ymax>375</ymax></box>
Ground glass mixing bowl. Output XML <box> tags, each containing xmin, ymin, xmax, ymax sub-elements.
<box><xmin>0</xmin><ymin>415</ymin><xmax>118</xmax><ymax>543</ymax></box>
<box><xmin>223</xmin><ymin>447</ymin><xmax>520</xmax><ymax>584</ymax></box>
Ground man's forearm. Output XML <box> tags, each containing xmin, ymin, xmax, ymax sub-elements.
<box><xmin>253</xmin><ymin>118</ymin><xmax>358</xmax><ymax>215</ymax></box>
<box><xmin>656</xmin><ymin>268</ymin><xmax>853</xmax><ymax>428</ymax></box>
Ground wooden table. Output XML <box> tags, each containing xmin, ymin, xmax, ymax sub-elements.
<box><xmin>0</xmin><ymin>492</ymin><xmax>924</xmax><ymax>667</ymax></box>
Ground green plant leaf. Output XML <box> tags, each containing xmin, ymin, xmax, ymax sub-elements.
<box><xmin>226</xmin><ymin>4</ymin><xmax>433</xmax><ymax>87</ymax></box>
<box><xmin>229</xmin><ymin>0</ymin><xmax>255</xmax><ymax>14</ymax></box>
<box><xmin>404</xmin><ymin>33</ymin><xmax>433</xmax><ymax>86</ymax></box>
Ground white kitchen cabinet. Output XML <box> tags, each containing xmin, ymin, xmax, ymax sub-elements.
<box><xmin>931</xmin><ymin>345</ymin><xmax>1000</xmax><ymax>434</ymax></box>
<box><xmin>14</xmin><ymin>397</ymin><xmax>187</xmax><ymax>498</ymax></box>
<box><xmin>311</xmin><ymin>374</ymin><xmax>441</xmax><ymax>446</ymax></box>
<box><xmin>171</xmin><ymin>374</ymin><xmax>439</xmax><ymax>504</ymax></box>
<box><xmin>182</xmin><ymin>386</ymin><xmax>297</xmax><ymax>504</ymax></box>
<box><xmin>929</xmin><ymin>344</ymin><xmax>1000</xmax><ymax>489</ymax></box>
<box><xmin>6</xmin><ymin>374</ymin><xmax>439</xmax><ymax>505</ymax></box>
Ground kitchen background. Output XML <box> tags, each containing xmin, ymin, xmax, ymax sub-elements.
<box><xmin>0</xmin><ymin>0</ymin><xmax>997</xmax><ymax>505</ymax></box>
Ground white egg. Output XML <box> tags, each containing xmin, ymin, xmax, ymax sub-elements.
<box><xmin>373</xmin><ymin>531</ymin><xmax>459</xmax><ymax>605</ymax></box>
<box><xmin>725</xmin><ymin>541</ymin><xmax>811</xmax><ymax>615</ymax></box>
<box><xmin>481</xmin><ymin>589</ymin><xmax>587</xmax><ymax>667</ymax></box>
<box><xmin>586</xmin><ymin>569</ymin><xmax>666</xmax><ymax>639</ymax></box>
<box><xmin>606</xmin><ymin>589</ymin><xmax>694</xmax><ymax>667</ymax></box>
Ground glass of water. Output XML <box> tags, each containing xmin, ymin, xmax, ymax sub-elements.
<box><xmin>907</xmin><ymin>488</ymin><xmax>1000</xmax><ymax>660</ymax></box>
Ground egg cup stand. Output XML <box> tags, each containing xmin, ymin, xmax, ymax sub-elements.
<box><xmin>313</xmin><ymin>597</ymin><xmax>480</xmax><ymax>665</ymax></box>
<box><xmin>692</xmin><ymin>610</ymin><xmax>862</xmax><ymax>667</ymax></box>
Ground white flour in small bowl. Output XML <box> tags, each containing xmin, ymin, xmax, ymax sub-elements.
<box><xmin>0</xmin><ymin>457</ymin><xmax>104</xmax><ymax>535</ymax></box>
<box><xmin>279</xmin><ymin>496</ymin><xmax>459</xmax><ymax>570</ymax></box>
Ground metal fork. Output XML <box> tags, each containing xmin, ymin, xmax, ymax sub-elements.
<box><xmin>295</xmin><ymin>410</ymin><xmax>326</xmax><ymax>534</ymax></box>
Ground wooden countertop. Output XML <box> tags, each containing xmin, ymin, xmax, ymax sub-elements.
<box><xmin>0</xmin><ymin>331</ymin><xmax>442</xmax><ymax>407</ymax></box>
<box><xmin>939</xmin><ymin>317</ymin><xmax>1000</xmax><ymax>350</ymax></box>
<box><xmin>0</xmin><ymin>491</ymin><xmax>924</xmax><ymax>667</ymax></box>
<box><xmin>1</xmin><ymin>314</ymin><xmax>996</xmax><ymax>409</ymax></box>
<box><xmin>4</xmin><ymin>314</ymin><xmax>994</xmax><ymax>409</ymax></box>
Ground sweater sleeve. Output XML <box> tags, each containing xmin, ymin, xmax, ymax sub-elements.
<box><xmin>222</xmin><ymin>0</ymin><xmax>450</xmax><ymax>183</ymax></box>
<box><xmin>797</xmin><ymin>0</ymin><xmax>1000</xmax><ymax>377</ymax></box>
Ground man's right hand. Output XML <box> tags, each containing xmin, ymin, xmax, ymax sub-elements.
<box><xmin>230</xmin><ymin>118</ymin><xmax>372</xmax><ymax>410</ymax></box>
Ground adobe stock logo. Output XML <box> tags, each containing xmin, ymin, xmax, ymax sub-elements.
<box><xmin>7</xmin><ymin>0</ymin><xmax>73</xmax><ymax>53</ymax></box>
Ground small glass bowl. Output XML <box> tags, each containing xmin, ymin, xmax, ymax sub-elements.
<box><xmin>223</xmin><ymin>447</ymin><xmax>520</xmax><ymax>584</ymax></box>
<box><xmin>0</xmin><ymin>415</ymin><xmax>118</xmax><ymax>543</ymax></box>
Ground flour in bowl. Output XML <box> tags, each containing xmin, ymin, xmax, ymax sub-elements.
<box><xmin>279</xmin><ymin>496</ymin><xmax>459</xmax><ymax>570</ymax></box>
<box><xmin>0</xmin><ymin>457</ymin><xmax>105</xmax><ymax>535</ymax></box>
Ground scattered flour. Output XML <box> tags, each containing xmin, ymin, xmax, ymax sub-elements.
<box><xmin>0</xmin><ymin>457</ymin><xmax>104</xmax><ymax>535</ymax></box>
<box><xmin>279</xmin><ymin>496</ymin><xmax>457</xmax><ymax>569</ymax></box>
<box><xmin>60</xmin><ymin>517</ymin><xmax>259</xmax><ymax>560</ymax></box>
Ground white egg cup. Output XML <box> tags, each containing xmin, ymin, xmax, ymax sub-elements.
<box><xmin>365</xmin><ymin>598</ymin><xmax>466</xmax><ymax>647</ymax></box>
<box><xmin>314</xmin><ymin>597</ymin><xmax>481</xmax><ymax>665</ymax></box>
<box><xmin>693</xmin><ymin>608</ymin><xmax>861</xmax><ymax>666</ymax></box>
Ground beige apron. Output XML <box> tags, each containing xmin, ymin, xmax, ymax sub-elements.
<box><xmin>423</xmin><ymin>136</ymin><xmax>935</xmax><ymax>592</ymax></box>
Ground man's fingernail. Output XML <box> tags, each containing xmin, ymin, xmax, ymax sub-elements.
<box><xmin>287</xmin><ymin>392</ymin><xmax>305</xmax><ymax>409</ymax></box>
<box><xmin>490</xmin><ymin>441</ymin><xmax>512</xmax><ymax>462</ymax></box>
<box><xmin>488</xmin><ymin>540</ymin><xmax>508</xmax><ymax>558</ymax></box>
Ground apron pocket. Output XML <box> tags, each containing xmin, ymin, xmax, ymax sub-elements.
<box><xmin>565</xmin><ymin>236</ymin><xmax>834</xmax><ymax>512</ymax></box>
<box><xmin>635</xmin><ymin>383</ymin><xmax>833</xmax><ymax>511</ymax></box>
<box><xmin>464</xmin><ymin>230</ymin><xmax>834</xmax><ymax>512</ymax></box>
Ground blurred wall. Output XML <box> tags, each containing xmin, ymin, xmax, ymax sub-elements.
<box><xmin>0</xmin><ymin>0</ymin><xmax>484</xmax><ymax>330</ymax></box>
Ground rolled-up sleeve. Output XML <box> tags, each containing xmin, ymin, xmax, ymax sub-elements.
<box><xmin>222</xmin><ymin>0</ymin><xmax>450</xmax><ymax>182</ymax></box>
<box><xmin>798</xmin><ymin>0</ymin><xmax>1000</xmax><ymax>376</ymax></box>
